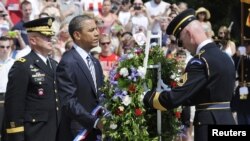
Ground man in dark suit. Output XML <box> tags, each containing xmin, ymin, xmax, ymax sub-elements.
<box><xmin>56</xmin><ymin>14</ymin><xmax>104</xmax><ymax>141</ymax></box>
<box><xmin>2</xmin><ymin>17</ymin><xmax>60</xmax><ymax>141</ymax></box>
<box><xmin>143</xmin><ymin>9</ymin><xmax>236</xmax><ymax>141</ymax></box>
<box><xmin>231</xmin><ymin>41</ymin><xmax>250</xmax><ymax>125</ymax></box>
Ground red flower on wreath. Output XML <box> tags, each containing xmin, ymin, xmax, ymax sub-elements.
<box><xmin>114</xmin><ymin>73</ymin><xmax>121</xmax><ymax>80</ymax></box>
<box><xmin>175</xmin><ymin>111</ymin><xmax>181</xmax><ymax>119</ymax></box>
<box><xmin>135</xmin><ymin>108</ymin><xmax>143</xmax><ymax>116</ymax></box>
<box><xmin>128</xmin><ymin>84</ymin><xmax>136</xmax><ymax>93</ymax></box>
<box><xmin>170</xmin><ymin>81</ymin><xmax>177</xmax><ymax>88</ymax></box>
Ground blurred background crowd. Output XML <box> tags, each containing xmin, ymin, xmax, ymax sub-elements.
<box><xmin>0</xmin><ymin>0</ymin><xmax>250</xmax><ymax>141</ymax></box>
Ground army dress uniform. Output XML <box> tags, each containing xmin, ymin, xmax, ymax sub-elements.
<box><xmin>144</xmin><ymin>9</ymin><xmax>236</xmax><ymax>141</ymax></box>
<box><xmin>231</xmin><ymin>54</ymin><xmax>250</xmax><ymax>124</ymax></box>
<box><xmin>2</xmin><ymin>17</ymin><xmax>60</xmax><ymax>141</ymax></box>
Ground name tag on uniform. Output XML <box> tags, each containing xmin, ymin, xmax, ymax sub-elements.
<box><xmin>239</xmin><ymin>86</ymin><xmax>249</xmax><ymax>100</ymax></box>
<box><xmin>34</xmin><ymin>77</ymin><xmax>45</xmax><ymax>82</ymax></box>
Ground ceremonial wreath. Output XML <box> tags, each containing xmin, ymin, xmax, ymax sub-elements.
<box><xmin>101</xmin><ymin>45</ymin><xmax>183</xmax><ymax>141</ymax></box>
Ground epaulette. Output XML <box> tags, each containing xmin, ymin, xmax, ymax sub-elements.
<box><xmin>189</xmin><ymin>50</ymin><xmax>210</xmax><ymax>77</ymax></box>
<box><xmin>192</xmin><ymin>49</ymin><xmax>210</xmax><ymax>76</ymax></box>
<box><xmin>16</xmin><ymin>58</ymin><xmax>26</xmax><ymax>63</ymax></box>
<box><xmin>194</xmin><ymin>49</ymin><xmax>205</xmax><ymax>59</ymax></box>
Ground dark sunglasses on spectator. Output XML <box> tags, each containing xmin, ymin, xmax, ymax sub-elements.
<box><xmin>101</xmin><ymin>42</ymin><xmax>110</xmax><ymax>45</ymax></box>
<box><xmin>134</xmin><ymin>3</ymin><xmax>142</xmax><ymax>6</ymax></box>
<box><xmin>122</xmin><ymin>1</ymin><xmax>129</xmax><ymax>5</ymax></box>
<box><xmin>0</xmin><ymin>45</ymin><xmax>10</xmax><ymax>49</ymax></box>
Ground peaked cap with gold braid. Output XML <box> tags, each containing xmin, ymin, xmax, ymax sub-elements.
<box><xmin>166</xmin><ymin>9</ymin><xmax>196</xmax><ymax>38</ymax></box>
<box><xmin>23</xmin><ymin>17</ymin><xmax>55</xmax><ymax>36</ymax></box>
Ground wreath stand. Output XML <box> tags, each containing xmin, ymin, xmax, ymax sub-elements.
<box><xmin>143</xmin><ymin>31</ymin><xmax>169</xmax><ymax>141</ymax></box>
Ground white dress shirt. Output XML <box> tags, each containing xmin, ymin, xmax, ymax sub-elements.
<box><xmin>0</xmin><ymin>57</ymin><xmax>15</xmax><ymax>93</ymax></box>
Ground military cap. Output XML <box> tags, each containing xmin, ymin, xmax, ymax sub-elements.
<box><xmin>166</xmin><ymin>9</ymin><xmax>196</xmax><ymax>38</ymax></box>
<box><xmin>23</xmin><ymin>17</ymin><xmax>55</xmax><ymax>36</ymax></box>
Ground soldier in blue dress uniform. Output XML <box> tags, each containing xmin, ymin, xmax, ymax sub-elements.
<box><xmin>143</xmin><ymin>9</ymin><xmax>236</xmax><ymax>141</ymax></box>
<box><xmin>231</xmin><ymin>41</ymin><xmax>250</xmax><ymax>125</ymax></box>
<box><xmin>2</xmin><ymin>17</ymin><xmax>60</xmax><ymax>141</ymax></box>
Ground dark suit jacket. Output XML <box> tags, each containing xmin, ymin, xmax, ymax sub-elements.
<box><xmin>2</xmin><ymin>51</ymin><xmax>60</xmax><ymax>141</ymax></box>
<box><xmin>56</xmin><ymin>48</ymin><xmax>104</xmax><ymax>141</ymax></box>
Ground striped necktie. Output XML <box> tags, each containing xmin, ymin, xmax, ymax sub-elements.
<box><xmin>86</xmin><ymin>56</ymin><xmax>97</xmax><ymax>91</ymax></box>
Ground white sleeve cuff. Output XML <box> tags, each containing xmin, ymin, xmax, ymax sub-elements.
<box><xmin>93</xmin><ymin>118</ymin><xmax>99</xmax><ymax>129</ymax></box>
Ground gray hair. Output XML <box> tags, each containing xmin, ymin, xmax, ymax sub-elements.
<box><xmin>68</xmin><ymin>14</ymin><xmax>96</xmax><ymax>41</ymax></box>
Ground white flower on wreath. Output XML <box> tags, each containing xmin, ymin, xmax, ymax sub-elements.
<box><xmin>170</xmin><ymin>73</ymin><xmax>180</xmax><ymax>81</ymax></box>
<box><xmin>170</xmin><ymin>73</ymin><xmax>176</xmax><ymax>80</ymax></box>
<box><xmin>110</xmin><ymin>123</ymin><xmax>118</xmax><ymax>130</ymax></box>
<box><xmin>122</xmin><ymin>95</ymin><xmax>131</xmax><ymax>106</ymax></box>
<box><xmin>119</xmin><ymin>67</ymin><xmax>129</xmax><ymax>77</ymax></box>
<box><xmin>150</xmin><ymin>42</ymin><xmax>157</xmax><ymax>47</ymax></box>
<box><xmin>118</xmin><ymin>106</ymin><xmax>125</xmax><ymax>112</ymax></box>
<box><xmin>112</xmin><ymin>95</ymin><xmax>118</xmax><ymax>101</ymax></box>
<box><xmin>139</xmin><ymin>94</ymin><xmax>144</xmax><ymax>102</ymax></box>
<box><xmin>127</xmin><ymin>53</ymin><xmax>134</xmax><ymax>59</ymax></box>
<box><xmin>137</xmin><ymin>66</ymin><xmax>146</xmax><ymax>79</ymax></box>
<box><xmin>175</xmin><ymin>77</ymin><xmax>180</xmax><ymax>82</ymax></box>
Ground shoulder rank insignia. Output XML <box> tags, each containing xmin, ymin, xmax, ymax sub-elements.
<box><xmin>16</xmin><ymin>58</ymin><xmax>26</xmax><ymax>63</ymax></box>
<box><xmin>190</xmin><ymin>59</ymin><xmax>203</xmax><ymax>65</ymax></box>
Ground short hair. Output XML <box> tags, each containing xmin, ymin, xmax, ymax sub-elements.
<box><xmin>65</xmin><ymin>39</ymin><xmax>73</xmax><ymax>51</ymax></box>
<box><xmin>176</xmin><ymin>49</ymin><xmax>186</xmax><ymax>57</ymax></box>
<box><xmin>21</xmin><ymin>0</ymin><xmax>31</xmax><ymax>9</ymax></box>
<box><xmin>121</xmin><ymin>31</ymin><xmax>132</xmax><ymax>37</ymax></box>
<box><xmin>68</xmin><ymin>14</ymin><xmax>96</xmax><ymax>41</ymax></box>
<box><xmin>0</xmin><ymin>36</ymin><xmax>11</xmax><ymax>41</ymax></box>
<box><xmin>99</xmin><ymin>33</ymin><xmax>111</xmax><ymax>42</ymax></box>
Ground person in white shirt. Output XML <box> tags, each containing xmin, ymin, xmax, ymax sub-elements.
<box><xmin>0</xmin><ymin>35</ymin><xmax>15</xmax><ymax>141</ymax></box>
<box><xmin>118</xmin><ymin>0</ymin><xmax>131</xmax><ymax>27</ymax></box>
<box><xmin>126</xmin><ymin>0</ymin><xmax>152</xmax><ymax>35</ymax></box>
<box><xmin>144</xmin><ymin>0</ymin><xmax>170</xmax><ymax>34</ymax></box>
<box><xmin>0</xmin><ymin>36</ymin><xmax>14</xmax><ymax>95</ymax></box>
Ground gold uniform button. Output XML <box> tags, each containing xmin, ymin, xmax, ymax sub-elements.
<box><xmin>55</xmin><ymin>89</ymin><xmax>57</xmax><ymax>93</ymax></box>
<box><xmin>54</xmin><ymin>81</ymin><xmax>56</xmax><ymax>84</ymax></box>
<box><xmin>56</xmin><ymin>107</ymin><xmax>59</xmax><ymax>111</ymax></box>
<box><xmin>32</xmin><ymin>119</ymin><xmax>36</xmax><ymax>122</ymax></box>
<box><xmin>56</xmin><ymin>98</ymin><xmax>58</xmax><ymax>102</ymax></box>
